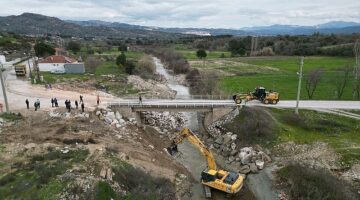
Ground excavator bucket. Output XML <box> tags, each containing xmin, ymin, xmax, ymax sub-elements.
<box><xmin>166</xmin><ymin>144</ymin><xmax>179</xmax><ymax>156</ymax></box>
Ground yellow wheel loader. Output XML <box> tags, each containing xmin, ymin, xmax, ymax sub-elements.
<box><xmin>167</xmin><ymin>128</ymin><xmax>244</xmax><ymax>198</ymax></box>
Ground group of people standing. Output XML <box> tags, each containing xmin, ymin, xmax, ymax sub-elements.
<box><xmin>25</xmin><ymin>99</ymin><xmax>41</xmax><ymax>111</ymax></box>
<box><xmin>51</xmin><ymin>98</ymin><xmax>59</xmax><ymax>107</ymax></box>
<box><xmin>25</xmin><ymin>95</ymin><xmax>85</xmax><ymax>112</ymax></box>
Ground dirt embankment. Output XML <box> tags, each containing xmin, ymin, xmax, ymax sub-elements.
<box><xmin>0</xmin><ymin>109</ymin><xmax>193</xmax><ymax>199</ymax></box>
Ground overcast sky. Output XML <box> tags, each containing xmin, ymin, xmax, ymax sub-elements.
<box><xmin>0</xmin><ymin>0</ymin><xmax>359</xmax><ymax>28</ymax></box>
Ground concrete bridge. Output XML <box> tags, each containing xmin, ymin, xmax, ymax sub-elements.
<box><xmin>108</xmin><ymin>99</ymin><xmax>237</xmax><ymax>127</ymax></box>
<box><xmin>108</xmin><ymin>98</ymin><xmax>360</xmax><ymax>126</ymax></box>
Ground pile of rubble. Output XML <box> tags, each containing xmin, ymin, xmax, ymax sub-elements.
<box><xmin>127</xmin><ymin>75</ymin><xmax>177</xmax><ymax>98</ymax></box>
<box><xmin>207</xmin><ymin>132</ymin><xmax>271</xmax><ymax>175</ymax></box>
<box><xmin>143</xmin><ymin>111</ymin><xmax>186</xmax><ymax>136</ymax></box>
<box><xmin>49</xmin><ymin>110</ymin><xmax>90</xmax><ymax>119</ymax></box>
<box><xmin>207</xmin><ymin>109</ymin><xmax>238</xmax><ymax>137</ymax></box>
<box><xmin>95</xmin><ymin>109</ymin><xmax>134</xmax><ymax>129</ymax></box>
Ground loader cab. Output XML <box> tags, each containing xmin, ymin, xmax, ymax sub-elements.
<box><xmin>253</xmin><ymin>87</ymin><xmax>266</xmax><ymax>100</ymax></box>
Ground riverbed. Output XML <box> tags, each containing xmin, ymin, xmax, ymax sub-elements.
<box><xmin>154</xmin><ymin>57</ymin><xmax>261</xmax><ymax>200</ymax></box>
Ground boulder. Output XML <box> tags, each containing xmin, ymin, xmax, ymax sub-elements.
<box><xmin>111</xmin><ymin>119</ymin><xmax>119</xmax><ymax>125</ymax></box>
<box><xmin>115</xmin><ymin>111</ymin><xmax>122</xmax><ymax>120</ymax></box>
<box><xmin>106</xmin><ymin>112</ymin><xmax>116</xmax><ymax>120</ymax></box>
<box><xmin>239</xmin><ymin>151</ymin><xmax>252</xmax><ymax>165</ymax></box>
<box><xmin>221</xmin><ymin>149</ymin><xmax>231</xmax><ymax>157</ymax></box>
<box><xmin>231</xmin><ymin>134</ymin><xmax>237</xmax><ymax>141</ymax></box>
<box><xmin>255</xmin><ymin>160</ymin><xmax>265</xmax><ymax>170</ymax></box>
<box><xmin>239</xmin><ymin>165</ymin><xmax>251</xmax><ymax>174</ymax></box>
<box><xmin>228</xmin><ymin>156</ymin><xmax>235</xmax><ymax>163</ymax></box>
<box><xmin>223</xmin><ymin>135</ymin><xmax>232</xmax><ymax>145</ymax></box>
<box><xmin>214</xmin><ymin>144</ymin><xmax>220</xmax><ymax>149</ymax></box>
<box><xmin>259</xmin><ymin>151</ymin><xmax>272</xmax><ymax>163</ymax></box>
<box><xmin>230</xmin><ymin>149</ymin><xmax>238</xmax><ymax>156</ymax></box>
<box><xmin>104</xmin><ymin>117</ymin><xmax>113</xmax><ymax>124</ymax></box>
<box><xmin>119</xmin><ymin>119</ymin><xmax>125</xmax><ymax>124</ymax></box>
<box><xmin>214</xmin><ymin>137</ymin><xmax>224</xmax><ymax>145</ymax></box>
<box><xmin>249</xmin><ymin>163</ymin><xmax>258</xmax><ymax>173</ymax></box>
<box><xmin>96</xmin><ymin>111</ymin><xmax>101</xmax><ymax>116</ymax></box>
<box><xmin>231</xmin><ymin>142</ymin><xmax>236</xmax><ymax>150</ymax></box>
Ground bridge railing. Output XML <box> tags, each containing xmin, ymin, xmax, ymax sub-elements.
<box><xmin>108</xmin><ymin>101</ymin><xmax>236</xmax><ymax>108</ymax></box>
<box><xmin>121</xmin><ymin>95</ymin><xmax>234</xmax><ymax>100</ymax></box>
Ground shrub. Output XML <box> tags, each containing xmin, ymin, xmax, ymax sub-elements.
<box><xmin>223</xmin><ymin>107</ymin><xmax>277</xmax><ymax>145</ymax></box>
<box><xmin>138</xmin><ymin>55</ymin><xmax>156</xmax><ymax>74</ymax></box>
<box><xmin>113</xmin><ymin>164</ymin><xmax>176</xmax><ymax>199</ymax></box>
<box><xmin>277</xmin><ymin>164</ymin><xmax>359</xmax><ymax>200</ymax></box>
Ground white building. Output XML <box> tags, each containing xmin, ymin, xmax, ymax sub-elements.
<box><xmin>38</xmin><ymin>55</ymin><xmax>77</xmax><ymax>72</ymax></box>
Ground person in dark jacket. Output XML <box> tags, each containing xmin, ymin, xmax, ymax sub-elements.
<box><xmin>75</xmin><ymin>100</ymin><xmax>78</xmax><ymax>109</ymax></box>
<box><xmin>81</xmin><ymin>102</ymin><xmax>85</xmax><ymax>113</ymax></box>
<box><xmin>25</xmin><ymin>99</ymin><xmax>29</xmax><ymax>109</ymax></box>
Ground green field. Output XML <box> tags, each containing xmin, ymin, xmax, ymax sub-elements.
<box><xmin>194</xmin><ymin>56</ymin><xmax>358</xmax><ymax>100</ymax></box>
<box><xmin>178</xmin><ymin>50</ymin><xmax>232</xmax><ymax>60</ymax></box>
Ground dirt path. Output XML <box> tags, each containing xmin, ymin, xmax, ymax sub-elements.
<box><xmin>0</xmin><ymin>64</ymin><xmax>116</xmax><ymax>112</ymax></box>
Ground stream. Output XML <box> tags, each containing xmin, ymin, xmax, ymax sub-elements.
<box><xmin>154</xmin><ymin>57</ymin><xmax>277</xmax><ymax>200</ymax></box>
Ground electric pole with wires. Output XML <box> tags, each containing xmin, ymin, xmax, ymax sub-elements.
<box><xmin>295</xmin><ymin>56</ymin><xmax>304</xmax><ymax>114</ymax></box>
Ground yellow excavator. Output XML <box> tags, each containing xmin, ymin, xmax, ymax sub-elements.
<box><xmin>167</xmin><ymin>128</ymin><xmax>244</xmax><ymax>198</ymax></box>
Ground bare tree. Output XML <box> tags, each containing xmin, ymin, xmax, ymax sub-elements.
<box><xmin>85</xmin><ymin>56</ymin><xmax>102</xmax><ymax>74</ymax></box>
<box><xmin>138</xmin><ymin>55</ymin><xmax>156</xmax><ymax>73</ymax></box>
<box><xmin>334</xmin><ymin>66</ymin><xmax>352</xmax><ymax>99</ymax></box>
<box><xmin>305</xmin><ymin>69</ymin><xmax>323</xmax><ymax>99</ymax></box>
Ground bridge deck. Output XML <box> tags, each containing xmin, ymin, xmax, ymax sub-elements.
<box><xmin>108</xmin><ymin>100</ymin><xmax>237</xmax><ymax>111</ymax></box>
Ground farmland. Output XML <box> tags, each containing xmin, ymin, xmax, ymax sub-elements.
<box><xmin>183</xmin><ymin>52</ymin><xmax>357</xmax><ymax>100</ymax></box>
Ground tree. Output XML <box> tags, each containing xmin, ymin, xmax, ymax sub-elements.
<box><xmin>334</xmin><ymin>66</ymin><xmax>352</xmax><ymax>99</ymax></box>
<box><xmin>125</xmin><ymin>61</ymin><xmax>136</xmax><ymax>75</ymax></box>
<box><xmin>305</xmin><ymin>69</ymin><xmax>323</xmax><ymax>99</ymax></box>
<box><xmin>118</xmin><ymin>44</ymin><xmax>127</xmax><ymax>52</ymax></box>
<box><xmin>138</xmin><ymin>55</ymin><xmax>155</xmax><ymax>73</ymax></box>
<box><xmin>196</xmin><ymin>49</ymin><xmax>207</xmax><ymax>59</ymax></box>
<box><xmin>116</xmin><ymin>52</ymin><xmax>126</xmax><ymax>66</ymax></box>
<box><xmin>34</xmin><ymin>42</ymin><xmax>55</xmax><ymax>57</ymax></box>
<box><xmin>67</xmin><ymin>41</ymin><xmax>81</xmax><ymax>54</ymax></box>
<box><xmin>84</xmin><ymin>56</ymin><xmax>102</xmax><ymax>73</ymax></box>
<box><xmin>228</xmin><ymin>39</ymin><xmax>246</xmax><ymax>56</ymax></box>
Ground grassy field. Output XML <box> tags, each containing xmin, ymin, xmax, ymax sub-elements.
<box><xmin>226</xmin><ymin>107</ymin><xmax>360</xmax><ymax>167</ymax></box>
<box><xmin>232</xmin><ymin>56</ymin><xmax>355</xmax><ymax>73</ymax></box>
<box><xmin>193</xmin><ymin>56</ymin><xmax>357</xmax><ymax>100</ymax></box>
<box><xmin>270</xmin><ymin>108</ymin><xmax>360</xmax><ymax>166</ymax></box>
<box><xmin>220</xmin><ymin>71</ymin><xmax>355</xmax><ymax>99</ymax></box>
<box><xmin>178</xmin><ymin>50</ymin><xmax>232</xmax><ymax>60</ymax></box>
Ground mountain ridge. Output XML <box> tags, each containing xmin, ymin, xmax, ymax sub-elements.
<box><xmin>1</xmin><ymin>13</ymin><xmax>360</xmax><ymax>37</ymax></box>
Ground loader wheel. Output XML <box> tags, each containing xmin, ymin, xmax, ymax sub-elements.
<box><xmin>263</xmin><ymin>99</ymin><xmax>269</xmax><ymax>104</ymax></box>
<box><xmin>272</xmin><ymin>100</ymin><xmax>278</xmax><ymax>104</ymax></box>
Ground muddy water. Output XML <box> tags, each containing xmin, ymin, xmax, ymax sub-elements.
<box><xmin>154</xmin><ymin>58</ymin><xmax>256</xmax><ymax>200</ymax></box>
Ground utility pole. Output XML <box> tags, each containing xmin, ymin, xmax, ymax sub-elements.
<box><xmin>0</xmin><ymin>62</ymin><xmax>9</xmax><ymax>112</ymax></box>
<box><xmin>295</xmin><ymin>56</ymin><xmax>304</xmax><ymax>114</ymax></box>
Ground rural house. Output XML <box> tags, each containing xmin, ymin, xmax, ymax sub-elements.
<box><xmin>38</xmin><ymin>55</ymin><xmax>85</xmax><ymax>74</ymax></box>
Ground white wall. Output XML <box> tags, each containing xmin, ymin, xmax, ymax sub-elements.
<box><xmin>38</xmin><ymin>63</ymin><xmax>65</xmax><ymax>72</ymax></box>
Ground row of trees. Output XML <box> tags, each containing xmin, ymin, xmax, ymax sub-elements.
<box><xmin>305</xmin><ymin>66</ymin><xmax>360</xmax><ymax>99</ymax></box>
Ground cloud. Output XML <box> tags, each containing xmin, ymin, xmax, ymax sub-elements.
<box><xmin>0</xmin><ymin>0</ymin><xmax>359</xmax><ymax>28</ymax></box>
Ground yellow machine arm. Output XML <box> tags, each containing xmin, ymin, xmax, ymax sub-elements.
<box><xmin>168</xmin><ymin>128</ymin><xmax>217</xmax><ymax>171</ymax></box>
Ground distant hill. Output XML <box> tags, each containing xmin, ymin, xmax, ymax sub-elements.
<box><xmin>71</xmin><ymin>19</ymin><xmax>360</xmax><ymax>36</ymax></box>
<box><xmin>0</xmin><ymin>13</ymin><xmax>184</xmax><ymax>39</ymax></box>
<box><xmin>0</xmin><ymin>13</ymin><xmax>359</xmax><ymax>38</ymax></box>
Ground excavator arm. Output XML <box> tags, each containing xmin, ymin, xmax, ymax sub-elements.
<box><xmin>167</xmin><ymin>128</ymin><xmax>217</xmax><ymax>171</ymax></box>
